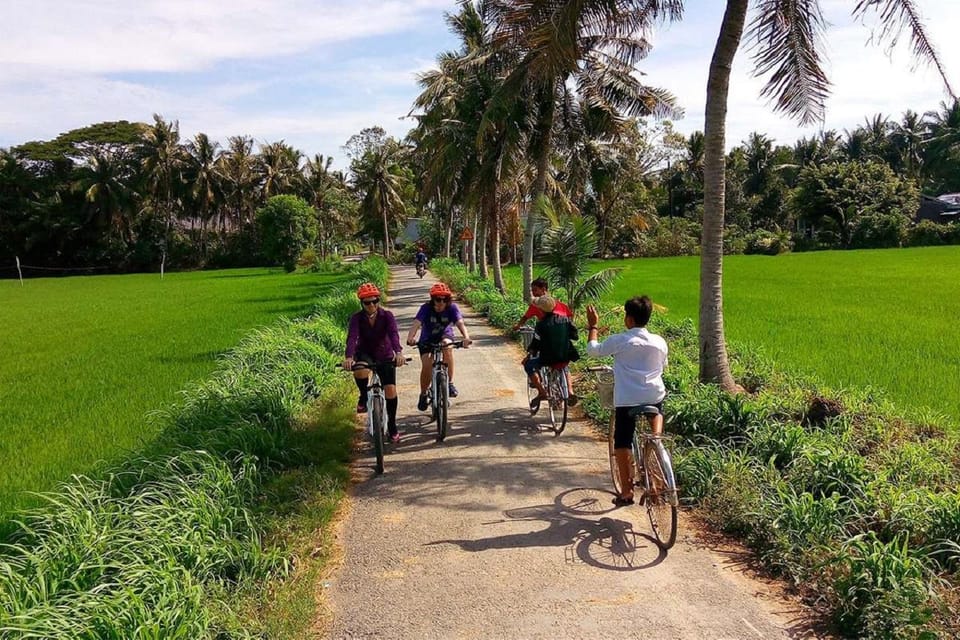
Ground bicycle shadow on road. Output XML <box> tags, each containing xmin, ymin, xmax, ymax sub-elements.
<box><xmin>425</xmin><ymin>487</ymin><xmax>666</xmax><ymax>571</ymax></box>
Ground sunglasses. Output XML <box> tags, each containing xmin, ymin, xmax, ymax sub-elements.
<box><xmin>431</xmin><ymin>297</ymin><xmax>451</xmax><ymax>304</ymax></box>
<box><xmin>361</xmin><ymin>298</ymin><xmax>380</xmax><ymax>306</ymax></box>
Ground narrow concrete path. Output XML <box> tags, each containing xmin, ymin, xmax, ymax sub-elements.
<box><xmin>324</xmin><ymin>265</ymin><xmax>809</xmax><ymax>639</ymax></box>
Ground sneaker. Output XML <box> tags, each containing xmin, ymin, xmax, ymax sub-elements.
<box><xmin>417</xmin><ymin>393</ymin><xmax>429</xmax><ymax>411</ymax></box>
<box><xmin>448</xmin><ymin>383</ymin><xmax>459</xmax><ymax>398</ymax></box>
<box><xmin>529</xmin><ymin>395</ymin><xmax>543</xmax><ymax>415</ymax></box>
<box><xmin>356</xmin><ymin>402</ymin><xmax>367</xmax><ymax>414</ymax></box>
<box><xmin>568</xmin><ymin>393</ymin><xmax>579</xmax><ymax>407</ymax></box>
<box><xmin>390</xmin><ymin>432</ymin><xmax>401</xmax><ymax>444</ymax></box>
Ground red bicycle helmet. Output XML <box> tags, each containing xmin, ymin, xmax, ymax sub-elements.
<box><xmin>356</xmin><ymin>283</ymin><xmax>381</xmax><ymax>299</ymax></box>
<box><xmin>429</xmin><ymin>282</ymin><xmax>452</xmax><ymax>297</ymax></box>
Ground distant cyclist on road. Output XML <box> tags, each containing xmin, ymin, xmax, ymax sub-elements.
<box><xmin>406</xmin><ymin>282</ymin><xmax>472</xmax><ymax>411</ymax></box>
<box><xmin>585</xmin><ymin>296</ymin><xmax>668</xmax><ymax>506</ymax></box>
<box><xmin>344</xmin><ymin>283</ymin><xmax>406</xmax><ymax>443</ymax></box>
<box><xmin>414</xmin><ymin>247</ymin><xmax>429</xmax><ymax>277</ymax></box>
<box><xmin>523</xmin><ymin>295</ymin><xmax>580</xmax><ymax>414</ymax></box>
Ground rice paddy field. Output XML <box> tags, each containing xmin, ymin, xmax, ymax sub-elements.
<box><xmin>505</xmin><ymin>245</ymin><xmax>960</xmax><ymax>423</ymax></box>
<box><xmin>0</xmin><ymin>268</ymin><xmax>349</xmax><ymax>516</ymax></box>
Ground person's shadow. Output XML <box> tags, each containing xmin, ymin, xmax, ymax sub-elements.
<box><xmin>426</xmin><ymin>488</ymin><xmax>666</xmax><ymax>571</ymax></box>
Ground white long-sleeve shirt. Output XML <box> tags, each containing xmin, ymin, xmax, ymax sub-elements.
<box><xmin>586</xmin><ymin>327</ymin><xmax>668</xmax><ymax>407</ymax></box>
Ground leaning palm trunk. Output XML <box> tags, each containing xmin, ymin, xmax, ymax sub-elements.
<box><xmin>490</xmin><ymin>197</ymin><xmax>505</xmax><ymax>293</ymax></box>
<box><xmin>381</xmin><ymin>207</ymin><xmax>391</xmax><ymax>258</ymax></box>
<box><xmin>478</xmin><ymin>208</ymin><xmax>489</xmax><ymax>279</ymax></box>
<box><xmin>525</xmin><ymin>94</ymin><xmax>555</xmax><ymax>303</ymax></box>
<box><xmin>699</xmin><ymin>0</ymin><xmax>746</xmax><ymax>392</ymax></box>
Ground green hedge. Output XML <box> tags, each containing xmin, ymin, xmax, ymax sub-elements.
<box><xmin>0</xmin><ymin>257</ymin><xmax>389</xmax><ymax>638</ymax></box>
<box><xmin>430</xmin><ymin>257</ymin><xmax>960</xmax><ymax>639</ymax></box>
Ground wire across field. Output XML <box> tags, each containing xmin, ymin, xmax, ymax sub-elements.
<box><xmin>505</xmin><ymin>245</ymin><xmax>960</xmax><ymax>423</ymax></box>
<box><xmin>0</xmin><ymin>267</ymin><xmax>349</xmax><ymax>516</ymax></box>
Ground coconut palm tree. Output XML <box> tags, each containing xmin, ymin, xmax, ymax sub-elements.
<box><xmin>539</xmin><ymin>210</ymin><xmax>621</xmax><ymax>311</ymax></box>
<box><xmin>219</xmin><ymin>135</ymin><xmax>258</xmax><ymax>233</ymax></box>
<box><xmin>350</xmin><ymin>139</ymin><xmax>411</xmax><ymax>258</ymax></box>
<box><xmin>698</xmin><ymin>0</ymin><xmax>954</xmax><ymax>390</ymax></box>
<box><xmin>485</xmin><ymin>0</ymin><xmax>683</xmax><ymax>301</ymax></box>
<box><xmin>140</xmin><ymin>114</ymin><xmax>186</xmax><ymax>248</ymax></box>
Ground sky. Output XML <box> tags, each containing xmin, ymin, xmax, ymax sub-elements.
<box><xmin>2</xmin><ymin>0</ymin><xmax>958</xmax><ymax>169</ymax></box>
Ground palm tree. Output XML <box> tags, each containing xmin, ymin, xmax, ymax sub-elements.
<box><xmin>698</xmin><ymin>0</ymin><xmax>954</xmax><ymax>390</ymax></box>
<box><xmin>539</xmin><ymin>211</ymin><xmax>621</xmax><ymax>311</ymax></box>
<box><xmin>350</xmin><ymin>139</ymin><xmax>410</xmax><ymax>258</ymax></box>
<box><xmin>219</xmin><ymin>135</ymin><xmax>258</xmax><ymax>233</ymax></box>
<box><xmin>74</xmin><ymin>150</ymin><xmax>139</xmax><ymax>241</ymax></box>
<box><xmin>185</xmin><ymin>133</ymin><xmax>223</xmax><ymax>252</ymax></box>
<box><xmin>258</xmin><ymin>140</ymin><xmax>303</xmax><ymax>200</ymax></box>
<box><xmin>140</xmin><ymin>114</ymin><xmax>186</xmax><ymax>248</ymax></box>
<box><xmin>486</xmin><ymin>0</ymin><xmax>682</xmax><ymax>301</ymax></box>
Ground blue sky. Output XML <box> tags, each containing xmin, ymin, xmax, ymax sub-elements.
<box><xmin>2</xmin><ymin>1</ymin><xmax>957</xmax><ymax>169</ymax></box>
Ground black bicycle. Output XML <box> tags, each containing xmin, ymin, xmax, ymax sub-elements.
<box><xmin>588</xmin><ymin>366</ymin><xmax>679</xmax><ymax>549</ymax></box>
<box><xmin>424</xmin><ymin>340</ymin><xmax>464</xmax><ymax>442</ymax></box>
<box><xmin>339</xmin><ymin>359</ymin><xmax>407</xmax><ymax>474</ymax></box>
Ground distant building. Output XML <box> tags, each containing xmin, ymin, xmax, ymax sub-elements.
<box><xmin>916</xmin><ymin>194</ymin><xmax>960</xmax><ymax>224</ymax></box>
<box><xmin>397</xmin><ymin>218</ymin><xmax>422</xmax><ymax>246</ymax></box>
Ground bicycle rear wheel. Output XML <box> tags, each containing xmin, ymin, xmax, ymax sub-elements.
<box><xmin>642</xmin><ymin>439</ymin><xmax>678</xmax><ymax>549</ymax></box>
<box><xmin>548</xmin><ymin>370</ymin><xmax>568</xmax><ymax>435</ymax></box>
<box><xmin>370</xmin><ymin>395</ymin><xmax>385</xmax><ymax>475</ymax></box>
<box><xmin>435</xmin><ymin>370</ymin><xmax>449</xmax><ymax>442</ymax></box>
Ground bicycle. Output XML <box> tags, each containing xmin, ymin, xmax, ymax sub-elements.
<box><xmin>422</xmin><ymin>339</ymin><xmax>465</xmax><ymax>443</ymax></box>
<box><xmin>339</xmin><ymin>358</ymin><xmax>408</xmax><ymax>475</ymax></box>
<box><xmin>517</xmin><ymin>327</ymin><xmax>568</xmax><ymax>435</ymax></box>
<box><xmin>588</xmin><ymin>366</ymin><xmax>679</xmax><ymax>549</ymax></box>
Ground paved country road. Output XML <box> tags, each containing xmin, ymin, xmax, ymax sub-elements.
<box><xmin>322</xmin><ymin>265</ymin><xmax>816</xmax><ymax>640</ymax></box>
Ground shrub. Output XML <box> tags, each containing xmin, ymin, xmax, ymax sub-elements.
<box><xmin>256</xmin><ymin>195</ymin><xmax>318</xmax><ymax>272</ymax></box>
<box><xmin>849</xmin><ymin>213</ymin><xmax>910</xmax><ymax>249</ymax></box>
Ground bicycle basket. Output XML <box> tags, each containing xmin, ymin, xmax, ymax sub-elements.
<box><xmin>517</xmin><ymin>328</ymin><xmax>535</xmax><ymax>350</ymax></box>
<box><xmin>595</xmin><ymin>371</ymin><xmax>614</xmax><ymax>409</ymax></box>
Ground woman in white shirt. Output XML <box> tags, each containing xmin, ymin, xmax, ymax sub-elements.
<box><xmin>585</xmin><ymin>296</ymin><xmax>668</xmax><ymax>506</ymax></box>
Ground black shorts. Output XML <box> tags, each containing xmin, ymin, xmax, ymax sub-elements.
<box><xmin>355</xmin><ymin>353</ymin><xmax>397</xmax><ymax>386</ymax></box>
<box><xmin>613</xmin><ymin>402</ymin><xmax>663</xmax><ymax>449</ymax></box>
<box><xmin>416</xmin><ymin>341</ymin><xmax>451</xmax><ymax>356</ymax></box>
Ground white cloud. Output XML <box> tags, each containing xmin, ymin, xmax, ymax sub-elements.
<box><xmin>643</xmin><ymin>0</ymin><xmax>959</xmax><ymax>148</ymax></box>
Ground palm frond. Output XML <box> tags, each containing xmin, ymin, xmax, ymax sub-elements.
<box><xmin>853</xmin><ymin>0</ymin><xmax>956</xmax><ymax>99</ymax></box>
<box><xmin>747</xmin><ymin>0</ymin><xmax>830</xmax><ymax>126</ymax></box>
<box><xmin>572</xmin><ymin>267</ymin><xmax>623</xmax><ymax>310</ymax></box>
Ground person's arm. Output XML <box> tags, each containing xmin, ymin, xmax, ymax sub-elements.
<box><xmin>343</xmin><ymin>314</ymin><xmax>359</xmax><ymax>368</ymax></box>
<box><xmin>512</xmin><ymin>305</ymin><xmax>537</xmax><ymax>331</ymax></box>
<box><xmin>406</xmin><ymin>319</ymin><xmax>422</xmax><ymax>346</ymax></box>
<box><xmin>387</xmin><ymin>312</ymin><xmax>405</xmax><ymax>365</ymax></box>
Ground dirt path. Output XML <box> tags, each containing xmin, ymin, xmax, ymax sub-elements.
<box><xmin>322</xmin><ymin>265</ymin><xmax>809</xmax><ymax>639</ymax></box>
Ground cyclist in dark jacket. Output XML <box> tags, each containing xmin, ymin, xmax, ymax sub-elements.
<box><xmin>524</xmin><ymin>296</ymin><xmax>580</xmax><ymax>414</ymax></box>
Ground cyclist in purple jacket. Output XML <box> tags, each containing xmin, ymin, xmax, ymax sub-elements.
<box><xmin>344</xmin><ymin>282</ymin><xmax>406</xmax><ymax>442</ymax></box>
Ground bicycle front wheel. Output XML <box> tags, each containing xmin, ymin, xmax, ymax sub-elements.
<box><xmin>370</xmin><ymin>395</ymin><xmax>385</xmax><ymax>475</ymax></box>
<box><xmin>435</xmin><ymin>371</ymin><xmax>449</xmax><ymax>442</ymax></box>
<box><xmin>642</xmin><ymin>439</ymin><xmax>678</xmax><ymax>549</ymax></box>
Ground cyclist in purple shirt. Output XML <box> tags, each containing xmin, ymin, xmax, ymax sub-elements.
<box><xmin>405</xmin><ymin>282</ymin><xmax>472</xmax><ymax>411</ymax></box>
<box><xmin>344</xmin><ymin>283</ymin><xmax>406</xmax><ymax>442</ymax></box>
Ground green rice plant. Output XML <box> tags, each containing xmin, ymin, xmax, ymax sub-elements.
<box><xmin>827</xmin><ymin>533</ymin><xmax>937</xmax><ymax>639</ymax></box>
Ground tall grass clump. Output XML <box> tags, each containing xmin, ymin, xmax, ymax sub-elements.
<box><xmin>0</xmin><ymin>256</ymin><xmax>389</xmax><ymax>638</ymax></box>
<box><xmin>430</xmin><ymin>257</ymin><xmax>960</xmax><ymax>639</ymax></box>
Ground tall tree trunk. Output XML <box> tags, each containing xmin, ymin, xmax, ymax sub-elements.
<box><xmin>699</xmin><ymin>0</ymin><xmax>746</xmax><ymax>391</ymax></box>
<box><xmin>382</xmin><ymin>208</ymin><xmax>391</xmax><ymax>258</ymax></box>
<box><xmin>490</xmin><ymin>194</ymin><xmax>505</xmax><ymax>294</ymax></box>
<box><xmin>478</xmin><ymin>208</ymin><xmax>488</xmax><ymax>279</ymax></box>
<box><xmin>525</xmin><ymin>93</ymin><xmax>555</xmax><ymax>303</ymax></box>
<box><xmin>444</xmin><ymin>206</ymin><xmax>454</xmax><ymax>258</ymax></box>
